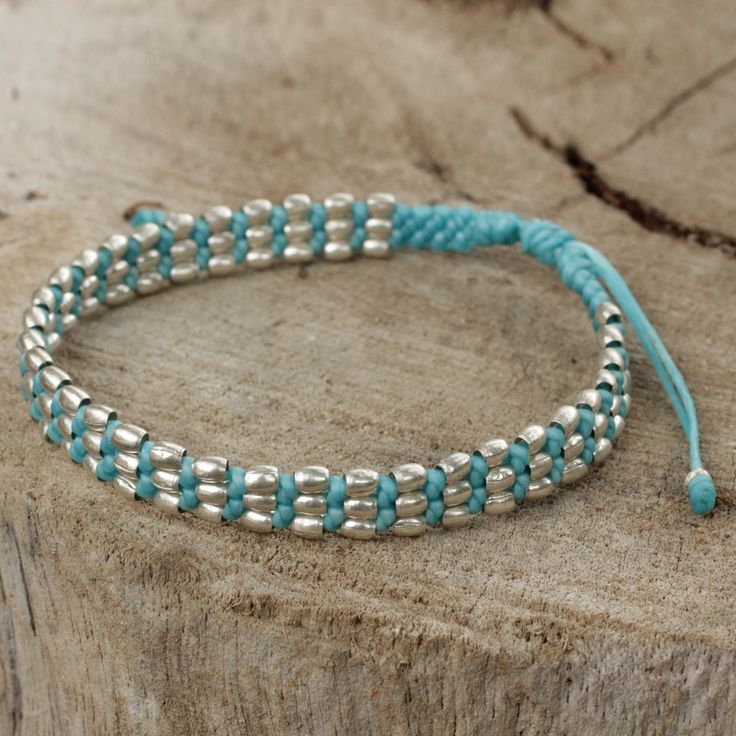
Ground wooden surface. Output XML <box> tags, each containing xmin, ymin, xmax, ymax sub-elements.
<box><xmin>1</xmin><ymin>1</ymin><xmax>735</xmax><ymax>734</ymax></box>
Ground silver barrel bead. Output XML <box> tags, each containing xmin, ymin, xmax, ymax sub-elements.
<box><xmin>390</xmin><ymin>463</ymin><xmax>427</xmax><ymax>536</ymax></box>
<box><xmin>291</xmin><ymin>465</ymin><xmax>329</xmax><ymax>539</ymax></box>
<box><xmin>193</xmin><ymin>456</ymin><xmax>228</xmax><ymax>507</ymax></box>
<box><xmin>363</xmin><ymin>193</ymin><xmax>395</xmax><ymax>258</ymax></box>
<box><xmin>323</xmin><ymin>193</ymin><xmax>354</xmax><ymax>262</ymax></box>
<box><xmin>341</xmin><ymin>468</ymin><xmax>378</xmax><ymax>539</ymax></box>
<box><xmin>243</xmin><ymin>465</ymin><xmax>279</xmax><ymax>518</ymax></box>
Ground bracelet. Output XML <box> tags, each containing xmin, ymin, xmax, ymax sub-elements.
<box><xmin>16</xmin><ymin>193</ymin><xmax>717</xmax><ymax>539</ymax></box>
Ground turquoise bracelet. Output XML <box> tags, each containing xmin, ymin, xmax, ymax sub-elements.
<box><xmin>16</xmin><ymin>193</ymin><xmax>716</xmax><ymax>539</ymax></box>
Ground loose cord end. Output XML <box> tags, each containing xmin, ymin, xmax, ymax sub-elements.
<box><xmin>686</xmin><ymin>469</ymin><xmax>717</xmax><ymax>516</ymax></box>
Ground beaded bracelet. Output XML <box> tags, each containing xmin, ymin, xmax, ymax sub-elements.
<box><xmin>16</xmin><ymin>193</ymin><xmax>717</xmax><ymax>539</ymax></box>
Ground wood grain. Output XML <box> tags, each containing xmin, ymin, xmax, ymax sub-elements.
<box><xmin>1</xmin><ymin>1</ymin><xmax>735</xmax><ymax>734</ymax></box>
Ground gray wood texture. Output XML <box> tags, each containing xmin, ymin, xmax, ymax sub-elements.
<box><xmin>1</xmin><ymin>1</ymin><xmax>735</xmax><ymax>734</ymax></box>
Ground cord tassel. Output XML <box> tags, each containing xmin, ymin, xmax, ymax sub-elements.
<box><xmin>570</xmin><ymin>241</ymin><xmax>716</xmax><ymax>515</ymax></box>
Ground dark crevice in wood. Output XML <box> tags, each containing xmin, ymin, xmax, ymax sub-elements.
<box><xmin>534</xmin><ymin>0</ymin><xmax>614</xmax><ymax>64</ymax></box>
<box><xmin>416</xmin><ymin>155</ymin><xmax>482</xmax><ymax>204</ymax></box>
<box><xmin>604</xmin><ymin>54</ymin><xmax>736</xmax><ymax>158</ymax></box>
<box><xmin>510</xmin><ymin>106</ymin><xmax>736</xmax><ymax>257</ymax></box>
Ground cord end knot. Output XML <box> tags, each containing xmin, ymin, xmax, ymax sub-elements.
<box><xmin>686</xmin><ymin>468</ymin><xmax>716</xmax><ymax>515</ymax></box>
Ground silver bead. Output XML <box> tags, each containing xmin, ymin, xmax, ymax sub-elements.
<box><xmin>340</xmin><ymin>518</ymin><xmax>375</xmax><ymax>539</ymax></box>
<box><xmin>165</xmin><ymin>212</ymin><xmax>195</xmax><ymax>240</ymax></box>
<box><xmin>391</xmin><ymin>517</ymin><xmax>427</xmax><ymax>537</ymax></box>
<box><xmin>243</xmin><ymin>198</ymin><xmax>272</xmax><ymax>226</ymax></box>
<box><xmin>111</xmin><ymin>423</ymin><xmax>148</xmax><ymax>453</ymax></box>
<box><xmin>395</xmin><ymin>491</ymin><xmax>427</xmax><ymax>518</ymax></box>
<box><xmin>550</xmin><ymin>405</ymin><xmax>580</xmax><ymax>439</ymax></box>
<box><xmin>515</xmin><ymin>424</ymin><xmax>546</xmax><ymax>455</ymax></box>
<box><xmin>151</xmin><ymin>469</ymin><xmax>179</xmax><ymax>494</ymax></box>
<box><xmin>529</xmin><ymin>452</ymin><xmax>552</xmax><ymax>480</ymax></box>
<box><xmin>610</xmin><ymin>394</ymin><xmax>622</xmax><ymax>417</ymax></box>
<box><xmin>192</xmin><ymin>456</ymin><xmax>228</xmax><ymax>484</ymax></box>
<box><xmin>71</xmin><ymin>249</ymin><xmax>101</xmax><ymax>277</ymax></box>
<box><xmin>486</xmin><ymin>465</ymin><xmax>515</xmax><ymax>493</ymax></box>
<box><xmin>38</xmin><ymin>393</ymin><xmax>53</xmax><ymax>419</ymax></box>
<box><xmin>595</xmin><ymin>369</ymin><xmax>619</xmax><ymax>393</ymax></box>
<box><xmin>102</xmin><ymin>233</ymin><xmax>129</xmax><ymax>260</ymax></box>
<box><xmin>283</xmin><ymin>193</ymin><xmax>311</xmax><ymax>221</ymax></box>
<box><xmin>79</xmin><ymin>297</ymin><xmax>102</xmax><ymax>318</ymax></box>
<box><xmin>325</xmin><ymin>219</ymin><xmax>353</xmax><ymax>241</ymax></box>
<box><xmin>131</xmin><ymin>222</ymin><xmax>160</xmax><ymax>250</ymax></box>
<box><xmin>48</xmin><ymin>266</ymin><xmax>74</xmax><ymax>293</ymax></box>
<box><xmin>153</xmin><ymin>492</ymin><xmax>181</xmax><ymax>516</ymax></box>
<box><xmin>114</xmin><ymin>452</ymin><xmax>139</xmax><ymax>479</ymax></box>
<box><xmin>290</xmin><ymin>514</ymin><xmax>323</xmax><ymax>539</ymax></box>
<box><xmin>343</xmin><ymin>497</ymin><xmax>377</xmax><ymax>518</ymax></box>
<box><xmin>84</xmin><ymin>404</ymin><xmax>118</xmax><ymax>432</ymax></box>
<box><xmin>390</xmin><ymin>463</ymin><xmax>427</xmax><ymax>493</ymax></box>
<box><xmin>595</xmin><ymin>301</ymin><xmax>623</xmax><ymax>326</ymax></box>
<box><xmin>39</xmin><ymin>365</ymin><xmax>71</xmax><ymax>394</ymax></box>
<box><xmin>82</xmin><ymin>430</ymin><xmax>103</xmax><ymax>459</ymax></box>
<box><xmin>246</xmin><ymin>225</ymin><xmax>273</xmax><ymax>249</ymax></box>
<box><xmin>245</xmin><ymin>249</ymin><xmax>275</xmax><ymax>270</ymax></box>
<box><xmin>208</xmin><ymin>255</ymin><xmax>237</xmax><ymax>277</ymax></box>
<box><xmin>367</xmin><ymin>193</ymin><xmax>396</xmax><ymax>219</ymax></box>
<box><xmin>612</xmin><ymin>415</ymin><xmax>625</xmax><ymax>440</ymax></box>
<box><xmin>239</xmin><ymin>510</ymin><xmax>273</xmax><ymax>533</ymax></box>
<box><xmin>365</xmin><ymin>218</ymin><xmax>391</xmax><ymax>240</ymax></box>
<box><xmin>294</xmin><ymin>466</ymin><xmax>330</xmax><ymax>494</ymax></box>
<box><xmin>576</xmin><ymin>388</ymin><xmax>602</xmax><ymax>413</ymax></box>
<box><xmin>32</xmin><ymin>286</ymin><xmax>57</xmax><ymax>311</ymax></box>
<box><xmin>622</xmin><ymin>370</ymin><xmax>632</xmax><ymax>394</ymax></box>
<box><xmin>344</xmin><ymin>468</ymin><xmax>379</xmax><ymax>497</ymax></box>
<box><xmin>105</xmin><ymin>259</ymin><xmax>130</xmax><ymax>286</ymax></box>
<box><xmin>245</xmin><ymin>465</ymin><xmax>279</xmax><ymax>494</ymax></box>
<box><xmin>526</xmin><ymin>477</ymin><xmax>554</xmax><ymax>502</ymax></box>
<box><xmin>195</xmin><ymin>483</ymin><xmax>227</xmax><ymax>505</ymax></box>
<box><xmin>46</xmin><ymin>332</ymin><xmax>61</xmax><ymax>353</ymax></box>
<box><xmin>208</xmin><ymin>232</ymin><xmax>235</xmax><ymax>255</ymax></box>
<box><xmin>194</xmin><ymin>503</ymin><xmax>222</xmax><ymax>524</ymax></box>
<box><xmin>484</xmin><ymin>491</ymin><xmax>516</xmax><ymax>515</ymax></box>
<box><xmin>362</xmin><ymin>239</ymin><xmax>390</xmax><ymax>259</ymax></box>
<box><xmin>203</xmin><ymin>205</ymin><xmax>232</xmax><ymax>234</ymax></box>
<box><xmin>17</xmin><ymin>329</ymin><xmax>47</xmax><ymax>353</ymax></box>
<box><xmin>443</xmin><ymin>480</ymin><xmax>472</xmax><ymax>507</ymax></box>
<box><xmin>324</xmin><ymin>193</ymin><xmax>354</xmax><ymax>219</ymax></box>
<box><xmin>283</xmin><ymin>242</ymin><xmax>314</xmax><ymax>264</ymax></box>
<box><xmin>80</xmin><ymin>275</ymin><xmax>100</xmax><ymax>299</ymax></box>
<box><xmin>136</xmin><ymin>249</ymin><xmax>161</xmax><ymax>272</ymax></box>
<box><xmin>57</xmin><ymin>415</ymin><xmax>74</xmax><ymax>442</ymax></box>
<box><xmin>59</xmin><ymin>385</ymin><xmax>90</xmax><ymax>414</ymax></box>
<box><xmin>170</xmin><ymin>263</ymin><xmax>199</xmax><ymax>284</ymax></box>
<box><xmin>436</xmin><ymin>451</ymin><xmax>471</xmax><ymax>484</ymax></box>
<box><xmin>283</xmin><ymin>221</ymin><xmax>313</xmax><ymax>243</ymax></box>
<box><xmin>113</xmin><ymin>475</ymin><xmax>137</xmax><ymax>500</ymax></box>
<box><xmin>150</xmin><ymin>441</ymin><xmax>187</xmax><ymax>470</ymax></box>
<box><xmin>620</xmin><ymin>393</ymin><xmax>631</xmax><ymax>417</ymax></box>
<box><xmin>594</xmin><ymin>412</ymin><xmax>609</xmax><ymax>440</ymax></box>
<box><xmin>24</xmin><ymin>346</ymin><xmax>53</xmax><ymax>374</ymax></box>
<box><xmin>170</xmin><ymin>239</ymin><xmax>197</xmax><ymax>263</ymax></box>
<box><xmin>561</xmin><ymin>458</ymin><xmax>589</xmax><ymax>485</ymax></box>
<box><xmin>104</xmin><ymin>283</ymin><xmax>134</xmax><ymax>307</ymax></box>
<box><xmin>323</xmin><ymin>241</ymin><xmax>353</xmax><ymax>261</ymax></box>
<box><xmin>562</xmin><ymin>433</ymin><xmax>585</xmax><ymax>462</ymax></box>
<box><xmin>593</xmin><ymin>437</ymin><xmax>612</xmax><ymax>465</ymax></box>
<box><xmin>137</xmin><ymin>273</ymin><xmax>167</xmax><ymax>295</ymax></box>
<box><xmin>243</xmin><ymin>493</ymin><xmax>276</xmax><ymax>512</ymax></box>
<box><xmin>442</xmin><ymin>505</ymin><xmax>471</xmax><ymax>528</ymax></box>
<box><xmin>600</xmin><ymin>348</ymin><xmax>626</xmax><ymax>371</ymax></box>
<box><xmin>597</xmin><ymin>324</ymin><xmax>625</xmax><ymax>349</ymax></box>
<box><xmin>293</xmin><ymin>494</ymin><xmax>326</xmax><ymax>515</ymax></box>
<box><xmin>23</xmin><ymin>305</ymin><xmax>49</xmax><ymax>332</ymax></box>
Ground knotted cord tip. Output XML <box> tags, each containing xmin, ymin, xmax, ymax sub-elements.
<box><xmin>686</xmin><ymin>468</ymin><xmax>716</xmax><ymax>516</ymax></box>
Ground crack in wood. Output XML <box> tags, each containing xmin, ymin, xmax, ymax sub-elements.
<box><xmin>604</xmin><ymin>54</ymin><xmax>736</xmax><ymax>158</ymax></box>
<box><xmin>534</xmin><ymin>0</ymin><xmax>614</xmax><ymax>64</ymax></box>
<box><xmin>510</xmin><ymin>106</ymin><xmax>736</xmax><ymax>257</ymax></box>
